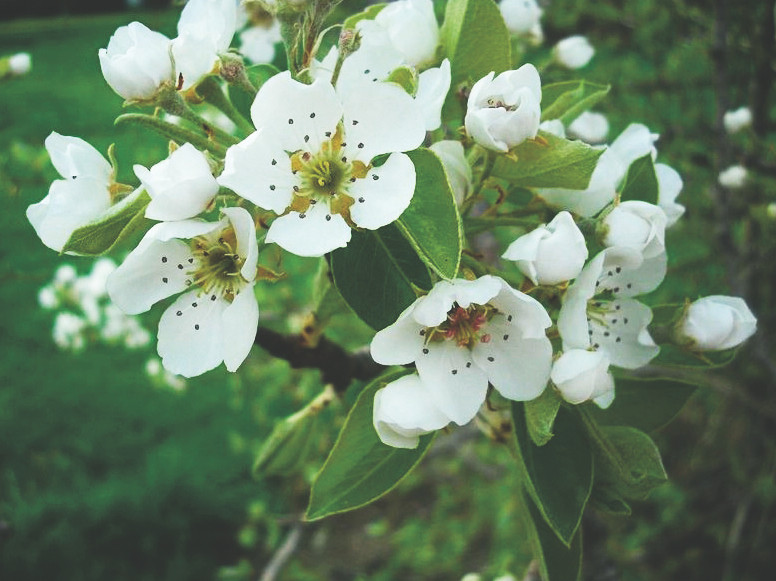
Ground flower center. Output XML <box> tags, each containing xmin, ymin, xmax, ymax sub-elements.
<box><xmin>190</xmin><ymin>228</ymin><xmax>245</xmax><ymax>300</ymax></box>
<box><xmin>486</xmin><ymin>96</ymin><xmax>517</xmax><ymax>111</ymax></box>
<box><xmin>426</xmin><ymin>303</ymin><xmax>496</xmax><ymax>348</ymax></box>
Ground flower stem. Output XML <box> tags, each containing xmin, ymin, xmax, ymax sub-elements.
<box><xmin>196</xmin><ymin>76</ymin><xmax>255</xmax><ymax>136</ymax></box>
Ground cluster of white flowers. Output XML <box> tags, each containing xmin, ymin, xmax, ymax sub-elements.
<box><xmin>38</xmin><ymin>260</ymin><xmax>152</xmax><ymax>352</ymax></box>
<box><xmin>25</xmin><ymin>0</ymin><xmax>757</xmax><ymax>451</ymax></box>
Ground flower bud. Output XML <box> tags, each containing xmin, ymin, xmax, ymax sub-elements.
<box><xmin>99</xmin><ymin>22</ymin><xmax>174</xmax><ymax>101</ymax></box>
<box><xmin>430</xmin><ymin>140</ymin><xmax>472</xmax><ymax>205</ymax></box>
<box><xmin>554</xmin><ymin>36</ymin><xmax>595</xmax><ymax>69</ymax></box>
<box><xmin>499</xmin><ymin>0</ymin><xmax>543</xmax><ymax>35</ymax></box>
<box><xmin>601</xmin><ymin>201</ymin><xmax>667</xmax><ymax>259</ymax></box>
<box><xmin>679</xmin><ymin>296</ymin><xmax>756</xmax><ymax>351</ymax></box>
<box><xmin>551</xmin><ymin>349</ymin><xmax>615</xmax><ymax>409</ymax></box>
<box><xmin>723</xmin><ymin>106</ymin><xmax>752</xmax><ymax>134</ymax></box>
<box><xmin>718</xmin><ymin>165</ymin><xmax>747</xmax><ymax>189</ymax></box>
<box><xmin>371</xmin><ymin>0</ymin><xmax>439</xmax><ymax>67</ymax></box>
<box><xmin>502</xmin><ymin>211</ymin><xmax>588</xmax><ymax>285</ymax></box>
<box><xmin>465</xmin><ymin>65</ymin><xmax>542</xmax><ymax>152</ymax></box>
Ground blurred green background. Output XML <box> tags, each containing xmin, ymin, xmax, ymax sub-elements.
<box><xmin>1</xmin><ymin>0</ymin><xmax>775</xmax><ymax>579</ymax></box>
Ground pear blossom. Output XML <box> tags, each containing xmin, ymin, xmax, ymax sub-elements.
<box><xmin>539</xmin><ymin>119</ymin><xmax>566</xmax><ymax>138</ymax></box>
<box><xmin>465</xmin><ymin>65</ymin><xmax>542</xmax><ymax>152</ymax></box>
<box><xmin>366</xmin><ymin>0</ymin><xmax>440</xmax><ymax>67</ymax></box>
<box><xmin>502</xmin><ymin>211</ymin><xmax>588</xmax><ymax>285</ymax></box>
<box><xmin>8</xmin><ymin>52</ymin><xmax>32</xmax><ymax>76</ymax></box>
<box><xmin>723</xmin><ymin>106</ymin><xmax>752</xmax><ymax>134</ymax></box>
<box><xmin>538</xmin><ymin>123</ymin><xmax>659</xmax><ymax>217</ymax></box>
<box><xmin>371</xmin><ymin>275</ymin><xmax>553</xmax><ymax>446</ymax></box>
<box><xmin>679</xmin><ymin>296</ymin><xmax>756</xmax><ymax>351</ymax></box>
<box><xmin>554</xmin><ymin>36</ymin><xmax>595</xmax><ymax>69</ymax></box>
<box><xmin>655</xmin><ymin>163</ymin><xmax>685</xmax><ymax>226</ymax></box>
<box><xmin>99</xmin><ymin>22</ymin><xmax>174</xmax><ymax>100</ymax></box>
<box><xmin>106</xmin><ymin>207</ymin><xmax>259</xmax><ymax>377</ymax></box>
<box><xmin>551</xmin><ymin>349</ymin><xmax>615</xmax><ymax>408</ymax></box>
<box><xmin>134</xmin><ymin>143</ymin><xmax>219</xmax><ymax>221</ymax></box>
<box><xmin>499</xmin><ymin>0</ymin><xmax>543</xmax><ymax>37</ymax></box>
<box><xmin>601</xmin><ymin>201</ymin><xmax>667</xmax><ymax>259</ymax></box>
<box><xmin>27</xmin><ymin>133</ymin><xmax>114</xmax><ymax>252</ymax></box>
<box><xmin>718</xmin><ymin>165</ymin><xmax>747</xmax><ymax>189</ymax></box>
<box><xmin>558</xmin><ymin>247</ymin><xmax>663</xmax><ymax>369</ymax></box>
<box><xmin>219</xmin><ymin>71</ymin><xmax>425</xmax><ymax>257</ymax></box>
<box><xmin>567</xmin><ymin>111</ymin><xmax>609</xmax><ymax>144</ymax></box>
<box><xmin>239</xmin><ymin>20</ymin><xmax>282</xmax><ymax>64</ymax></box>
<box><xmin>429</xmin><ymin>140</ymin><xmax>472</xmax><ymax>205</ymax></box>
<box><xmin>171</xmin><ymin>0</ymin><xmax>237</xmax><ymax>90</ymax></box>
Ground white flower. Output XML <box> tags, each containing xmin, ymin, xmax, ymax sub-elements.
<box><xmin>218</xmin><ymin>71</ymin><xmax>425</xmax><ymax>257</ymax></box>
<box><xmin>239</xmin><ymin>20</ymin><xmax>282</xmax><ymax>63</ymax></box>
<box><xmin>602</xmin><ymin>201</ymin><xmax>667</xmax><ymax>260</ymax></box>
<box><xmin>499</xmin><ymin>0</ymin><xmax>543</xmax><ymax>35</ymax></box>
<box><xmin>368</xmin><ymin>0</ymin><xmax>439</xmax><ymax>67</ymax></box>
<box><xmin>551</xmin><ymin>349</ymin><xmax>614</xmax><ymax>408</ymax></box>
<box><xmin>371</xmin><ymin>275</ymin><xmax>553</xmax><ymax>445</ymax></box>
<box><xmin>539</xmin><ymin>119</ymin><xmax>566</xmax><ymax>138</ymax></box>
<box><xmin>680</xmin><ymin>296</ymin><xmax>756</xmax><ymax>351</ymax></box>
<box><xmin>558</xmin><ymin>247</ymin><xmax>663</xmax><ymax>369</ymax></box>
<box><xmin>52</xmin><ymin>312</ymin><xmax>87</xmax><ymax>352</ymax></box>
<box><xmin>538</xmin><ymin>123</ymin><xmax>659</xmax><ymax>217</ymax></box>
<box><xmin>171</xmin><ymin>0</ymin><xmax>238</xmax><ymax>90</ymax></box>
<box><xmin>718</xmin><ymin>165</ymin><xmax>747</xmax><ymax>189</ymax></box>
<box><xmin>429</xmin><ymin>140</ymin><xmax>472</xmax><ymax>205</ymax></box>
<box><xmin>415</xmin><ymin>59</ymin><xmax>452</xmax><ymax>131</ymax></box>
<box><xmin>502</xmin><ymin>211</ymin><xmax>588</xmax><ymax>285</ymax></box>
<box><xmin>8</xmin><ymin>52</ymin><xmax>31</xmax><ymax>75</ymax></box>
<box><xmin>26</xmin><ymin>133</ymin><xmax>113</xmax><ymax>252</ymax></box>
<box><xmin>99</xmin><ymin>22</ymin><xmax>174</xmax><ymax>100</ymax></box>
<box><xmin>465</xmin><ymin>65</ymin><xmax>542</xmax><ymax>152</ymax></box>
<box><xmin>723</xmin><ymin>107</ymin><xmax>752</xmax><ymax>134</ymax></box>
<box><xmin>655</xmin><ymin>163</ymin><xmax>685</xmax><ymax>226</ymax></box>
<box><xmin>567</xmin><ymin>111</ymin><xmax>609</xmax><ymax>144</ymax></box>
<box><xmin>106</xmin><ymin>207</ymin><xmax>259</xmax><ymax>377</ymax></box>
<box><xmin>38</xmin><ymin>286</ymin><xmax>59</xmax><ymax>310</ymax></box>
<box><xmin>554</xmin><ymin>36</ymin><xmax>595</xmax><ymax>69</ymax></box>
<box><xmin>134</xmin><ymin>143</ymin><xmax>219</xmax><ymax>221</ymax></box>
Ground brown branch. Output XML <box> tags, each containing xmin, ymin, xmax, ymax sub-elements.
<box><xmin>254</xmin><ymin>327</ymin><xmax>386</xmax><ymax>393</ymax></box>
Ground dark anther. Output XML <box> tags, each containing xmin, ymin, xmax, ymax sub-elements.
<box><xmin>194</xmin><ymin>324</ymin><xmax>200</xmax><ymax>330</ymax></box>
<box><xmin>176</xmin><ymin>311</ymin><xmax>182</xmax><ymax>316</ymax></box>
<box><xmin>162</xmin><ymin>277</ymin><xmax>168</xmax><ymax>283</ymax></box>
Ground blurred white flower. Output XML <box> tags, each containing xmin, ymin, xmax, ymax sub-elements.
<box><xmin>718</xmin><ymin>165</ymin><xmax>747</xmax><ymax>189</ymax></box>
<box><xmin>499</xmin><ymin>0</ymin><xmax>543</xmax><ymax>36</ymax></box>
<box><xmin>8</xmin><ymin>52</ymin><xmax>32</xmax><ymax>75</ymax></box>
<box><xmin>465</xmin><ymin>65</ymin><xmax>542</xmax><ymax>152</ymax></box>
<box><xmin>52</xmin><ymin>312</ymin><xmax>87</xmax><ymax>352</ymax></box>
<box><xmin>679</xmin><ymin>296</ymin><xmax>756</xmax><ymax>351</ymax></box>
<box><xmin>554</xmin><ymin>36</ymin><xmax>595</xmax><ymax>69</ymax></box>
<box><xmin>367</xmin><ymin>0</ymin><xmax>439</xmax><ymax>67</ymax></box>
<box><xmin>551</xmin><ymin>349</ymin><xmax>615</xmax><ymax>408</ymax></box>
<box><xmin>539</xmin><ymin>119</ymin><xmax>566</xmax><ymax>138</ymax></box>
<box><xmin>567</xmin><ymin>111</ymin><xmax>609</xmax><ymax>144</ymax></box>
<box><xmin>239</xmin><ymin>20</ymin><xmax>282</xmax><ymax>63</ymax></box>
<box><xmin>723</xmin><ymin>106</ymin><xmax>752</xmax><ymax>134</ymax></box>
<box><xmin>429</xmin><ymin>140</ymin><xmax>472</xmax><ymax>205</ymax></box>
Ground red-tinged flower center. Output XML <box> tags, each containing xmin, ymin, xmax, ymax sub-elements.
<box><xmin>427</xmin><ymin>303</ymin><xmax>496</xmax><ymax>348</ymax></box>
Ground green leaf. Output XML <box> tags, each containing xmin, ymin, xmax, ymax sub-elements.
<box><xmin>620</xmin><ymin>154</ymin><xmax>659</xmax><ymax>204</ymax></box>
<box><xmin>512</xmin><ymin>403</ymin><xmax>593</xmax><ymax>545</ymax></box>
<box><xmin>306</xmin><ymin>369</ymin><xmax>433</xmax><ymax>521</ymax></box>
<box><xmin>541</xmin><ymin>80</ymin><xmax>611</xmax><ymax>125</ymax></box>
<box><xmin>230</xmin><ymin>63</ymin><xmax>281</xmax><ymax>122</ymax></box>
<box><xmin>396</xmin><ymin>148</ymin><xmax>462</xmax><ymax>279</ymax></box>
<box><xmin>330</xmin><ymin>224</ymin><xmax>432</xmax><ymax>330</ymax></box>
<box><xmin>492</xmin><ymin>131</ymin><xmax>604</xmax><ymax>189</ymax></box>
<box><xmin>595</xmin><ymin>426</ymin><xmax>668</xmax><ymax>500</ymax></box>
<box><xmin>254</xmin><ymin>409</ymin><xmax>321</xmax><ymax>477</ymax></box>
<box><xmin>589</xmin><ymin>486</ymin><xmax>632</xmax><ymax>516</ymax></box>
<box><xmin>524</xmin><ymin>387</ymin><xmax>562</xmax><ymax>447</ymax></box>
<box><xmin>525</xmin><ymin>496</ymin><xmax>583</xmax><ymax>581</ymax></box>
<box><xmin>590</xmin><ymin>378</ymin><xmax>695</xmax><ymax>432</ymax></box>
<box><xmin>386</xmin><ymin>66</ymin><xmax>419</xmax><ymax>96</ymax></box>
<box><xmin>441</xmin><ymin>0</ymin><xmax>511</xmax><ymax>117</ymax></box>
<box><xmin>343</xmin><ymin>2</ymin><xmax>387</xmax><ymax>29</ymax></box>
<box><xmin>62</xmin><ymin>189</ymin><xmax>152</xmax><ymax>255</ymax></box>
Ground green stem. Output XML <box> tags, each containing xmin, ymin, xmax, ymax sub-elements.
<box><xmin>159</xmin><ymin>88</ymin><xmax>239</xmax><ymax>147</ymax></box>
<box><xmin>196</xmin><ymin>76</ymin><xmax>255</xmax><ymax>136</ymax></box>
<box><xmin>115</xmin><ymin>113</ymin><xmax>227</xmax><ymax>157</ymax></box>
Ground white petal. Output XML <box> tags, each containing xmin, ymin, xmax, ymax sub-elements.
<box><xmin>501</xmin><ymin>227</ymin><xmax>544</xmax><ymax>284</ymax></box>
<box><xmin>349</xmin><ymin>153</ymin><xmax>415</xmax><ymax>230</ymax></box>
<box><xmin>591</xmin><ymin>299</ymin><xmax>659</xmax><ymax>369</ymax></box>
<box><xmin>341</xmin><ymin>80</ymin><xmax>426</xmax><ymax>162</ymax></box>
<box><xmin>609</xmin><ymin>123</ymin><xmax>659</xmax><ymax>165</ymax></box>
<box><xmin>550</xmin><ymin>349</ymin><xmax>609</xmax><ymax>404</ymax></box>
<box><xmin>45</xmin><ymin>132</ymin><xmax>111</xmax><ymax>182</ymax></box>
<box><xmin>415</xmin><ymin>59</ymin><xmax>451</xmax><ymax>131</ymax></box>
<box><xmin>370</xmin><ymin>303</ymin><xmax>426</xmax><ymax>365</ymax></box>
<box><xmin>250</xmin><ymin>72</ymin><xmax>343</xmax><ymax>153</ymax></box>
<box><xmin>373</xmin><ymin>374</ymin><xmax>451</xmax><ymax>449</ymax></box>
<box><xmin>488</xmin><ymin>279</ymin><xmax>552</xmax><ymax>339</ymax></box>
<box><xmin>412</xmin><ymin>276</ymin><xmax>502</xmax><ymax>327</ymax></box>
<box><xmin>597</xmin><ymin>249</ymin><xmax>666</xmax><ymax>298</ymax></box>
<box><xmin>472</xmin><ymin>314</ymin><xmax>552</xmax><ymax>401</ymax></box>
<box><xmin>177</xmin><ymin>0</ymin><xmax>236</xmax><ymax>52</ymax></box>
<box><xmin>557</xmin><ymin>288</ymin><xmax>591</xmax><ymax>351</ymax></box>
<box><xmin>219</xmin><ymin>131</ymin><xmax>297</xmax><ymax>214</ymax></box>
<box><xmin>415</xmin><ymin>340</ymin><xmax>488</xmax><ymax>425</ymax></box>
<box><xmin>157</xmin><ymin>289</ymin><xmax>228</xmax><ymax>377</ymax></box>
<box><xmin>656</xmin><ymin>163</ymin><xmax>685</xmax><ymax>227</ymax></box>
<box><xmin>221</xmin><ymin>284</ymin><xmax>259</xmax><ymax>371</ymax></box>
<box><xmin>171</xmin><ymin>32</ymin><xmax>219</xmax><ymax>90</ymax></box>
<box><xmin>221</xmin><ymin>206</ymin><xmax>259</xmax><ymax>282</ymax></box>
<box><xmin>266</xmin><ymin>202</ymin><xmax>351</xmax><ymax>257</ymax></box>
<box><xmin>107</xmin><ymin>238</ymin><xmax>196</xmax><ymax>314</ymax></box>
<box><xmin>682</xmin><ymin>295</ymin><xmax>757</xmax><ymax>350</ymax></box>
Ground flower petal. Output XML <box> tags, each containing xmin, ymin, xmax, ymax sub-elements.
<box><xmin>349</xmin><ymin>152</ymin><xmax>415</xmax><ymax>230</ymax></box>
<box><xmin>221</xmin><ymin>284</ymin><xmax>259</xmax><ymax>371</ymax></box>
<box><xmin>415</xmin><ymin>340</ymin><xmax>488</xmax><ymax>425</ymax></box>
<box><xmin>250</xmin><ymin>72</ymin><xmax>342</xmax><ymax>153</ymax></box>
<box><xmin>370</xmin><ymin>303</ymin><xmax>426</xmax><ymax>365</ymax></box>
<box><xmin>373</xmin><ymin>373</ymin><xmax>451</xmax><ymax>449</ymax></box>
<box><xmin>411</xmin><ymin>276</ymin><xmax>502</xmax><ymax>327</ymax></box>
<box><xmin>45</xmin><ymin>132</ymin><xmax>112</xmax><ymax>182</ymax></box>
<box><xmin>157</xmin><ymin>289</ymin><xmax>228</xmax><ymax>377</ymax></box>
<box><xmin>221</xmin><ymin>206</ymin><xmax>259</xmax><ymax>282</ymax></box>
<box><xmin>266</xmin><ymin>202</ymin><xmax>351</xmax><ymax>257</ymax></box>
<box><xmin>591</xmin><ymin>299</ymin><xmax>659</xmax><ymax>369</ymax></box>
<box><xmin>415</xmin><ymin>59</ymin><xmax>451</xmax><ymax>131</ymax></box>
